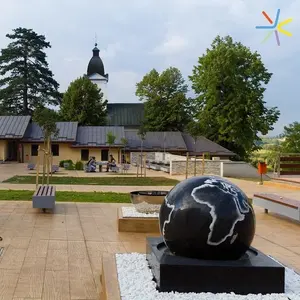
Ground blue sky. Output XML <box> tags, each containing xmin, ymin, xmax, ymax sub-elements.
<box><xmin>0</xmin><ymin>0</ymin><xmax>298</xmax><ymax>136</ymax></box>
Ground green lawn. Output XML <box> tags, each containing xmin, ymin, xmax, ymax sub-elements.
<box><xmin>4</xmin><ymin>176</ymin><xmax>179</xmax><ymax>186</ymax></box>
<box><xmin>0</xmin><ymin>189</ymin><xmax>252</xmax><ymax>205</ymax></box>
<box><xmin>0</xmin><ymin>190</ymin><xmax>130</xmax><ymax>203</ymax></box>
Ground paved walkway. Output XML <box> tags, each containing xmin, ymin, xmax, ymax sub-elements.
<box><xmin>0</xmin><ymin>201</ymin><xmax>299</xmax><ymax>300</ymax></box>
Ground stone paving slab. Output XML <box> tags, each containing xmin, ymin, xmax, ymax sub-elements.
<box><xmin>0</xmin><ymin>201</ymin><xmax>299</xmax><ymax>300</ymax></box>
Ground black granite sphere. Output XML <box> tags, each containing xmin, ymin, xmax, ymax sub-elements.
<box><xmin>159</xmin><ymin>176</ymin><xmax>255</xmax><ymax>260</ymax></box>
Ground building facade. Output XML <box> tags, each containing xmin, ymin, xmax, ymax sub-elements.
<box><xmin>0</xmin><ymin>116</ymin><xmax>235</xmax><ymax>164</ymax></box>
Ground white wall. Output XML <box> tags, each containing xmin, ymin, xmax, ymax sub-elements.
<box><xmin>155</xmin><ymin>152</ymin><xmax>185</xmax><ymax>162</ymax></box>
<box><xmin>88</xmin><ymin>74</ymin><xmax>108</xmax><ymax>102</ymax></box>
<box><xmin>221</xmin><ymin>161</ymin><xmax>268</xmax><ymax>179</ymax></box>
<box><xmin>92</xmin><ymin>80</ymin><xmax>108</xmax><ymax>102</ymax></box>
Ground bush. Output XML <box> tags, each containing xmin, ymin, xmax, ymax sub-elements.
<box><xmin>66</xmin><ymin>163</ymin><xmax>75</xmax><ymax>170</ymax></box>
<box><xmin>75</xmin><ymin>161</ymin><xmax>84</xmax><ymax>170</ymax></box>
<box><xmin>59</xmin><ymin>159</ymin><xmax>73</xmax><ymax>167</ymax></box>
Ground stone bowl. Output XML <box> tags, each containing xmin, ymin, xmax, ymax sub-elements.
<box><xmin>130</xmin><ymin>190</ymin><xmax>169</xmax><ymax>214</ymax></box>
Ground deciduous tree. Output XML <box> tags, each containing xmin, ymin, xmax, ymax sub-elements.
<box><xmin>60</xmin><ymin>76</ymin><xmax>107</xmax><ymax>125</ymax></box>
<box><xmin>136</xmin><ymin>67</ymin><xmax>190</xmax><ymax>131</ymax></box>
<box><xmin>281</xmin><ymin>122</ymin><xmax>300</xmax><ymax>153</ymax></box>
<box><xmin>189</xmin><ymin>35</ymin><xmax>280</xmax><ymax>160</ymax></box>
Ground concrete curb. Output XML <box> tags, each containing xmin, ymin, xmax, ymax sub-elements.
<box><xmin>263</xmin><ymin>180</ymin><xmax>300</xmax><ymax>191</ymax></box>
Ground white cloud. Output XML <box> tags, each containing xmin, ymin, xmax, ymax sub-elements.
<box><xmin>152</xmin><ymin>35</ymin><xmax>188</xmax><ymax>55</ymax></box>
<box><xmin>100</xmin><ymin>43</ymin><xmax>122</xmax><ymax>59</ymax></box>
<box><xmin>108</xmin><ymin>71</ymin><xmax>141</xmax><ymax>103</ymax></box>
<box><xmin>63</xmin><ymin>57</ymin><xmax>82</xmax><ymax>62</ymax></box>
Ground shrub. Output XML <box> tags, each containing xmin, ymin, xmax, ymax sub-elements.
<box><xmin>75</xmin><ymin>161</ymin><xmax>84</xmax><ymax>170</ymax></box>
<box><xmin>59</xmin><ymin>159</ymin><xmax>73</xmax><ymax>167</ymax></box>
<box><xmin>66</xmin><ymin>163</ymin><xmax>75</xmax><ymax>170</ymax></box>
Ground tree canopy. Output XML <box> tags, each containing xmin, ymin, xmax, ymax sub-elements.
<box><xmin>33</xmin><ymin>107</ymin><xmax>59</xmax><ymax>141</ymax></box>
<box><xmin>60</xmin><ymin>76</ymin><xmax>107</xmax><ymax>126</ymax></box>
<box><xmin>281</xmin><ymin>122</ymin><xmax>300</xmax><ymax>153</ymax></box>
<box><xmin>189</xmin><ymin>35</ymin><xmax>280</xmax><ymax>159</ymax></box>
<box><xmin>136</xmin><ymin>67</ymin><xmax>190</xmax><ymax>132</ymax></box>
<box><xmin>0</xmin><ymin>27</ymin><xmax>60</xmax><ymax>115</ymax></box>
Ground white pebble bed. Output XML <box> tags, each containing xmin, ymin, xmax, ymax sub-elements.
<box><xmin>116</xmin><ymin>253</ymin><xmax>300</xmax><ymax>300</ymax></box>
<box><xmin>134</xmin><ymin>201</ymin><xmax>161</xmax><ymax>214</ymax></box>
<box><xmin>122</xmin><ymin>206</ymin><xmax>159</xmax><ymax>218</ymax></box>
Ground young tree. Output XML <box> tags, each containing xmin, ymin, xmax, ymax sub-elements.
<box><xmin>189</xmin><ymin>35</ymin><xmax>280</xmax><ymax>160</ymax></box>
<box><xmin>137</xmin><ymin>126</ymin><xmax>147</xmax><ymax>177</ymax></box>
<box><xmin>106</xmin><ymin>131</ymin><xmax>116</xmax><ymax>162</ymax></box>
<box><xmin>120</xmin><ymin>137</ymin><xmax>128</xmax><ymax>164</ymax></box>
<box><xmin>136</xmin><ymin>67</ymin><xmax>190</xmax><ymax>132</ymax></box>
<box><xmin>60</xmin><ymin>77</ymin><xmax>107</xmax><ymax>125</ymax></box>
<box><xmin>32</xmin><ymin>107</ymin><xmax>59</xmax><ymax>185</ymax></box>
<box><xmin>281</xmin><ymin>122</ymin><xmax>300</xmax><ymax>153</ymax></box>
<box><xmin>0</xmin><ymin>28</ymin><xmax>60</xmax><ymax>115</ymax></box>
<box><xmin>186</xmin><ymin>120</ymin><xmax>206</xmax><ymax>176</ymax></box>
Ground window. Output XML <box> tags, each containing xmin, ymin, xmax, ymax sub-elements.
<box><xmin>81</xmin><ymin>149</ymin><xmax>89</xmax><ymax>161</ymax></box>
<box><xmin>31</xmin><ymin>144</ymin><xmax>38</xmax><ymax>156</ymax></box>
<box><xmin>101</xmin><ymin>149</ymin><xmax>109</xmax><ymax>161</ymax></box>
<box><xmin>51</xmin><ymin>144</ymin><xmax>59</xmax><ymax>156</ymax></box>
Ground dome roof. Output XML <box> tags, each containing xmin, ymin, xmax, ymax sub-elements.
<box><xmin>87</xmin><ymin>44</ymin><xmax>105</xmax><ymax>77</ymax></box>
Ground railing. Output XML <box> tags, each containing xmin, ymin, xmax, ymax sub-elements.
<box><xmin>279</xmin><ymin>153</ymin><xmax>300</xmax><ymax>175</ymax></box>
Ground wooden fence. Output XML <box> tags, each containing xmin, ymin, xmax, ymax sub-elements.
<box><xmin>279</xmin><ymin>154</ymin><xmax>300</xmax><ymax>175</ymax></box>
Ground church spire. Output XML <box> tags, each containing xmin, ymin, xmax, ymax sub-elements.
<box><xmin>93</xmin><ymin>43</ymin><xmax>100</xmax><ymax>57</ymax></box>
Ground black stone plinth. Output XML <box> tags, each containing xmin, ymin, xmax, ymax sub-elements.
<box><xmin>146</xmin><ymin>237</ymin><xmax>285</xmax><ymax>295</ymax></box>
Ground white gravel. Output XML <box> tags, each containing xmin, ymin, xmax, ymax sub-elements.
<box><xmin>115</xmin><ymin>253</ymin><xmax>300</xmax><ymax>300</ymax></box>
<box><xmin>122</xmin><ymin>206</ymin><xmax>159</xmax><ymax>218</ymax></box>
<box><xmin>134</xmin><ymin>201</ymin><xmax>162</xmax><ymax>214</ymax></box>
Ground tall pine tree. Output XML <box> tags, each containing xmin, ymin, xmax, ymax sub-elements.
<box><xmin>0</xmin><ymin>27</ymin><xmax>60</xmax><ymax>115</ymax></box>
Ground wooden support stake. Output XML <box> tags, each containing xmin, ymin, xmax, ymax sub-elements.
<box><xmin>202</xmin><ymin>153</ymin><xmax>205</xmax><ymax>175</ymax></box>
<box><xmin>42</xmin><ymin>151</ymin><xmax>45</xmax><ymax>185</ymax></box>
<box><xmin>36</xmin><ymin>146</ymin><xmax>40</xmax><ymax>189</ymax></box>
<box><xmin>144</xmin><ymin>154</ymin><xmax>146</xmax><ymax>177</ymax></box>
<box><xmin>46</xmin><ymin>138</ymin><xmax>50</xmax><ymax>185</ymax></box>
<box><xmin>186</xmin><ymin>152</ymin><xmax>189</xmax><ymax>179</ymax></box>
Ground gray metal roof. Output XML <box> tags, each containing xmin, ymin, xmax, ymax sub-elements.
<box><xmin>74</xmin><ymin>126</ymin><xmax>125</xmax><ymax>146</ymax></box>
<box><xmin>0</xmin><ymin>116</ymin><xmax>31</xmax><ymax>139</ymax></box>
<box><xmin>125</xmin><ymin>130</ymin><xmax>187</xmax><ymax>151</ymax></box>
<box><xmin>181</xmin><ymin>133</ymin><xmax>236</xmax><ymax>156</ymax></box>
<box><xmin>107</xmin><ymin>103</ymin><xmax>144</xmax><ymax>126</ymax></box>
<box><xmin>23</xmin><ymin>122</ymin><xmax>78</xmax><ymax>142</ymax></box>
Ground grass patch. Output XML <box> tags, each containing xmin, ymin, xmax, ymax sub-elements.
<box><xmin>28</xmin><ymin>172</ymin><xmax>69</xmax><ymax>175</ymax></box>
<box><xmin>0</xmin><ymin>190</ymin><xmax>252</xmax><ymax>206</ymax></box>
<box><xmin>0</xmin><ymin>190</ymin><xmax>130</xmax><ymax>203</ymax></box>
<box><xmin>4</xmin><ymin>176</ymin><xmax>178</xmax><ymax>186</ymax></box>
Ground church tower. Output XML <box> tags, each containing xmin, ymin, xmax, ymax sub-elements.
<box><xmin>87</xmin><ymin>43</ymin><xmax>109</xmax><ymax>101</ymax></box>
